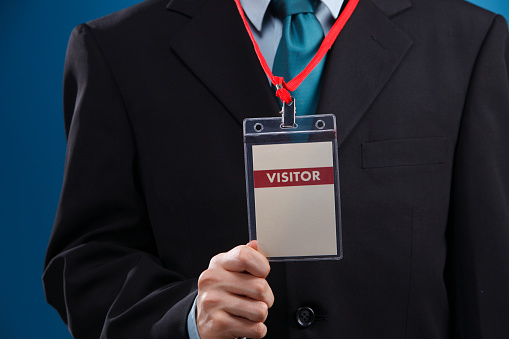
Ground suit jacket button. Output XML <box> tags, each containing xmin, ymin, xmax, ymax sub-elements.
<box><xmin>296</xmin><ymin>307</ymin><xmax>314</xmax><ymax>327</ymax></box>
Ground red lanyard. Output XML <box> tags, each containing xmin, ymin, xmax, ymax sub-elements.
<box><xmin>233</xmin><ymin>0</ymin><xmax>360</xmax><ymax>104</ymax></box>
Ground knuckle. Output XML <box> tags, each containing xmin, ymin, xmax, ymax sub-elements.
<box><xmin>209</xmin><ymin>252</ymin><xmax>224</xmax><ymax>268</ymax></box>
<box><xmin>199</xmin><ymin>313</ymin><xmax>229</xmax><ymax>337</ymax></box>
<box><xmin>267</xmin><ymin>290</ymin><xmax>275</xmax><ymax>308</ymax></box>
<box><xmin>253</xmin><ymin>301</ymin><xmax>269</xmax><ymax>322</ymax></box>
<box><xmin>252</xmin><ymin>322</ymin><xmax>267</xmax><ymax>338</ymax></box>
<box><xmin>264</xmin><ymin>285</ymin><xmax>274</xmax><ymax>307</ymax></box>
<box><xmin>235</xmin><ymin>246</ymin><xmax>252</xmax><ymax>265</ymax></box>
<box><xmin>197</xmin><ymin>269</ymin><xmax>215</xmax><ymax>289</ymax></box>
<box><xmin>253</xmin><ymin>279</ymin><xmax>268</xmax><ymax>298</ymax></box>
<box><xmin>262</xmin><ymin>262</ymin><xmax>271</xmax><ymax>277</ymax></box>
<box><xmin>265</xmin><ymin>260</ymin><xmax>271</xmax><ymax>274</ymax></box>
<box><xmin>211</xmin><ymin>313</ymin><xmax>229</xmax><ymax>329</ymax></box>
<box><xmin>198</xmin><ymin>291</ymin><xmax>217</xmax><ymax>308</ymax></box>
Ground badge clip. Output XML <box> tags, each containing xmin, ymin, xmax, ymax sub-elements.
<box><xmin>280</xmin><ymin>98</ymin><xmax>296</xmax><ymax>128</ymax></box>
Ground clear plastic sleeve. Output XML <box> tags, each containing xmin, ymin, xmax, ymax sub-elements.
<box><xmin>244</xmin><ymin>114</ymin><xmax>342</xmax><ymax>261</ymax></box>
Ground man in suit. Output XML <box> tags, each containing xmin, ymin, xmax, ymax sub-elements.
<box><xmin>44</xmin><ymin>0</ymin><xmax>509</xmax><ymax>338</ymax></box>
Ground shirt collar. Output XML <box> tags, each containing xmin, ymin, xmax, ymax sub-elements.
<box><xmin>239</xmin><ymin>0</ymin><xmax>343</xmax><ymax>32</ymax></box>
<box><xmin>239</xmin><ymin>0</ymin><xmax>271</xmax><ymax>32</ymax></box>
<box><xmin>321</xmin><ymin>0</ymin><xmax>343</xmax><ymax>19</ymax></box>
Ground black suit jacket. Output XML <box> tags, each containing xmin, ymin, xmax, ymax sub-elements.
<box><xmin>44</xmin><ymin>0</ymin><xmax>509</xmax><ymax>337</ymax></box>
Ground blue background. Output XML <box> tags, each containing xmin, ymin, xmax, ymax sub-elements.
<box><xmin>0</xmin><ymin>1</ymin><xmax>507</xmax><ymax>338</ymax></box>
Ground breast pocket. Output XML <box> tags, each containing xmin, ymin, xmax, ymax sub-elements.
<box><xmin>361</xmin><ymin>137</ymin><xmax>447</xmax><ymax>169</ymax></box>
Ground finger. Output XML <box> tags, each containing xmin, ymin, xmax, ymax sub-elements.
<box><xmin>224</xmin><ymin>315</ymin><xmax>268</xmax><ymax>339</ymax></box>
<box><xmin>213</xmin><ymin>245</ymin><xmax>270</xmax><ymax>278</ymax></box>
<box><xmin>199</xmin><ymin>269</ymin><xmax>274</xmax><ymax>307</ymax></box>
<box><xmin>225</xmin><ymin>273</ymin><xmax>274</xmax><ymax>307</ymax></box>
<box><xmin>222</xmin><ymin>293</ymin><xmax>269</xmax><ymax>322</ymax></box>
<box><xmin>246</xmin><ymin>239</ymin><xmax>258</xmax><ymax>250</ymax></box>
<box><xmin>198</xmin><ymin>310</ymin><xmax>267</xmax><ymax>339</ymax></box>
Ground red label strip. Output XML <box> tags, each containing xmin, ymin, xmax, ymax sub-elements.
<box><xmin>254</xmin><ymin>167</ymin><xmax>334</xmax><ymax>188</ymax></box>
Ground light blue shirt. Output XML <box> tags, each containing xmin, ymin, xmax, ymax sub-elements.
<box><xmin>187</xmin><ymin>297</ymin><xmax>200</xmax><ymax>339</ymax></box>
<box><xmin>187</xmin><ymin>1</ymin><xmax>343</xmax><ymax>337</ymax></box>
<box><xmin>240</xmin><ymin>0</ymin><xmax>344</xmax><ymax>70</ymax></box>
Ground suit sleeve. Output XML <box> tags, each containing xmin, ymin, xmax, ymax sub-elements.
<box><xmin>448</xmin><ymin>15</ymin><xmax>509</xmax><ymax>338</ymax></box>
<box><xmin>43</xmin><ymin>24</ymin><xmax>196</xmax><ymax>339</ymax></box>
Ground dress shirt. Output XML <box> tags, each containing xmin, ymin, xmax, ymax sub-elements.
<box><xmin>240</xmin><ymin>0</ymin><xmax>344</xmax><ymax>70</ymax></box>
<box><xmin>187</xmin><ymin>1</ymin><xmax>344</xmax><ymax>338</ymax></box>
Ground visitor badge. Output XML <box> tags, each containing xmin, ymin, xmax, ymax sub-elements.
<box><xmin>244</xmin><ymin>114</ymin><xmax>342</xmax><ymax>261</ymax></box>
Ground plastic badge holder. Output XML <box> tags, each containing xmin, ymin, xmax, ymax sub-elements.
<box><xmin>244</xmin><ymin>114</ymin><xmax>342</xmax><ymax>261</ymax></box>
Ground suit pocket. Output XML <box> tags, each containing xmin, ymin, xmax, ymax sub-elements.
<box><xmin>361</xmin><ymin>137</ymin><xmax>447</xmax><ymax>169</ymax></box>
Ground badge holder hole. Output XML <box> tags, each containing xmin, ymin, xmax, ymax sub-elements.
<box><xmin>254</xmin><ymin>123</ymin><xmax>264</xmax><ymax>132</ymax></box>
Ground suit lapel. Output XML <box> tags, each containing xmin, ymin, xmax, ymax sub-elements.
<box><xmin>317</xmin><ymin>0</ymin><xmax>414</xmax><ymax>147</ymax></box>
<box><xmin>167</xmin><ymin>0</ymin><xmax>280</xmax><ymax>124</ymax></box>
<box><xmin>167</xmin><ymin>0</ymin><xmax>413</xmax><ymax>136</ymax></box>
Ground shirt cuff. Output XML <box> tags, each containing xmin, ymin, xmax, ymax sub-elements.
<box><xmin>187</xmin><ymin>296</ymin><xmax>201</xmax><ymax>339</ymax></box>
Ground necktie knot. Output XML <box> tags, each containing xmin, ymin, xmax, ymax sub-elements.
<box><xmin>271</xmin><ymin>0</ymin><xmax>325</xmax><ymax>116</ymax></box>
<box><xmin>270</xmin><ymin>0</ymin><xmax>317</xmax><ymax>18</ymax></box>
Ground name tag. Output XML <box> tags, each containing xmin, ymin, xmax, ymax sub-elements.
<box><xmin>244</xmin><ymin>115</ymin><xmax>342</xmax><ymax>261</ymax></box>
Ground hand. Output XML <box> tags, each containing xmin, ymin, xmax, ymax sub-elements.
<box><xmin>196</xmin><ymin>240</ymin><xmax>274</xmax><ymax>339</ymax></box>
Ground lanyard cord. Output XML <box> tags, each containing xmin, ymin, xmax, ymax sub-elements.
<box><xmin>233</xmin><ymin>0</ymin><xmax>360</xmax><ymax>104</ymax></box>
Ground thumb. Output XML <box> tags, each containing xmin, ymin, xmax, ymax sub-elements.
<box><xmin>246</xmin><ymin>240</ymin><xmax>258</xmax><ymax>251</ymax></box>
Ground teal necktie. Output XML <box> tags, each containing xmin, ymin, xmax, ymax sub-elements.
<box><xmin>271</xmin><ymin>0</ymin><xmax>326</xmax><ymax>116</ymax></box>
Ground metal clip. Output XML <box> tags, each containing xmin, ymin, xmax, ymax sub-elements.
<box><xmin>281</xmin><ymin>98</ymin><xmax>296</xmax><ymax>128</ymax></box>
